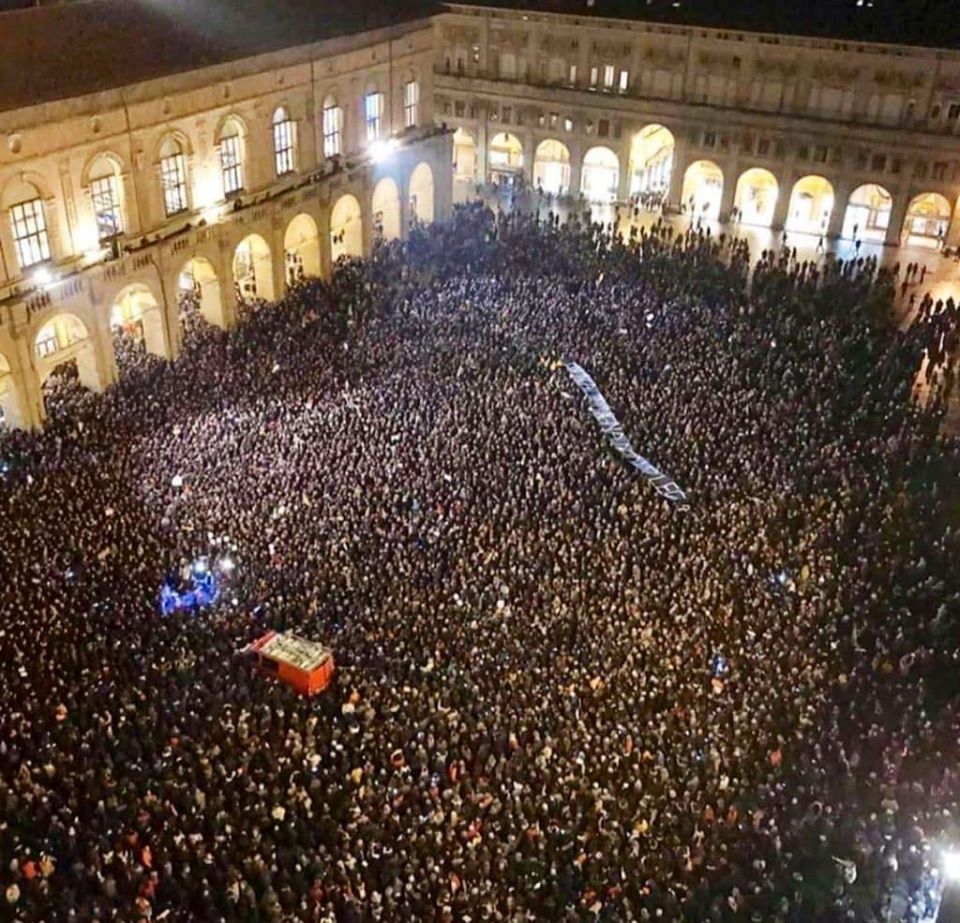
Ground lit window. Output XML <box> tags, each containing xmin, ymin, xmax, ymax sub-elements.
<box><xmin>10</xmin><ymin>198</ymin><xmax>50</xmax><ymax>269</ymax></box>
<box><xmin>589</xmin><ymin>66</ymin><xmax>599</xmax><ymax>87</ymax></box>
<box><xmin>603</xmin><ymin>64</ymin><xmax>615</xmax><ymax>88</ymax></box>
<box><xmin>160</xmin><ymin>147</ymin><xmax>188</xmax><ymax>216</ymax></box>
<box><xmin>90</xmin><ymin>174</ymin><xmax>122</xmax><ymax>240</ymax></box>
<box><xmin>564</xmin><ymin>117</ymin><xmax>573</xmax><ymax>132</ymax></box>
<box><xmin>404</xmin><ymin>80</ymin><xmax>420</xmax><ymax>128</ymax></box>
<box><xmin>218</xmin><ymin>131</ymin><xmax>243</xmax><ymax>197</ymax></box>
<box><xmin>619</xmin><ymin>69</ymin><xmax>629</xmax><ymax>93</ymax></box>
<box><xmin>365</xmin><ymin>91</ymin><xmax>384</xmax><ymax>142</ymax></box>
<box><xmin>273</xmin><ymin>108</ymin><xmax>296</xmax><ymax>176</ymax></box>
<box><xmin>569</xmin><ymin>64</ymin><xmax>578</xmax><ymax>85</ymax></box>
<box><xmin>323</xmin><ymin>99</ymin><xmax>342</xmax><ymax>158</ymax></box>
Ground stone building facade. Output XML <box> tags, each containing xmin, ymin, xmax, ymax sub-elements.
<box><xmin>3</xmin><ymin>0</ymin><xmax>960</xmax><ymax>429</ymax></box>
<box><xmin>0</xmin><ymin>12</ymin><xmax>451</xmax><ymax>430</ymax></box>
<box><xmin>435</xmin><ymin>3</ymin><xmax>960</xmax><ymax>252</ymax></box>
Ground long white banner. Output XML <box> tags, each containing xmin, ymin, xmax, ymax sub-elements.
<box><xmin>564</xmin><ymin>361</ymin><xmax>689</xmax><ymax>505</ymax></box>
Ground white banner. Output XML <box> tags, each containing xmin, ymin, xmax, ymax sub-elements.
<box><xmin>565</xmin><ymin>361</ymin><xmax>689</xmax><ymax>505</ymax></box>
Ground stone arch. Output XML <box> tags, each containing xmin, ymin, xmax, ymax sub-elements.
<box><xmin>153</xmin><ymin>129</ymin><xmax>194</xmax><ymax>163</ymax></box>
<box><xmin>284</xmin><ymin>213</ymin><xmax>322</xmax><ymax>283</ymax></box>
<box><xmin>842</xmin><ymin>183</ymin><xmax>893</xmax><ymax>241</ymax></box>
<box><xmin>533</xmin><ymin>139</ymin><xmax>571</xmax><ymax>196</ymax></box>
<box><xmin>488</xmin><ymin>131</ymin><xmax>524</xmax><ymax>183</ymax></box>
<box><xmin>902</xmin><ymin>192</ymin><xmax>951</xmax><ymax>247</ymax></box>
<box><xmin>0</xmin><ymin>348</ymin><xmax>23</xmax><ymax>429</ymax></box>
<box><xmin>629</xmin><ymin>124</ymin><xmax>676</xmax><ymax>198</ymax></box>
<box><xmin>581</xmin><ymin>146</ymin><xmax>620</xmax><ymax>203</ymax></box>
<box><xmin>109</xmin><ymin>283</ymin><xmax>166</xmax><ymax>359</ymax></box>
<box><xmin>32</xmin><ymin>311</ymin><xmax>103</xmax><ymax>398</ymax></box>
<box><xmin>371</xmin><ymin>177</ymin><xmax>401</xmax><ymax>244</ymax></box>
<box><xmin>233</xmin><ymin>234</ymin><xmax>275</xmax><ymax>303</ymax></box>
<box><xmin>408</xmin><ymin>162</ymin><xmax>435</xmax><ymax>225</ymax></box>
<box><xmin>453</xmin><ymin>128</ymin><xmax>477</xmax><ymax>182</ymax></box>
<box><xmin>785</xmin><ymin>175</ymin><xmax>835</xmax><ymax>236</ymax></box>
<box><xmin>733</xmin><ymin>167</ymin><xmax>779</xmax><ymax>228</ymax></box>
<box><xmin>681</xmin><ymin>160</ymin><xmax>724</xmax><ymax>221</ymax></box>
<box><xmin>330</xmin><ymin>193</ymin><xmax>363</xmax><ymax>261</ymax></box>
<box><xmin>179</xmin><ymin>256</ymin><xmax>226</xmax><ymax>329</ymax></box>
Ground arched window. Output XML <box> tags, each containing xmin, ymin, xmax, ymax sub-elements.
<box><xmin>88</xmin><ymin>155</ymin><xmax>123</xmax><ymax>241</ymax></box>
<box><xmin>403</xmin><ymin>79</ymin><xmax>420</xmax><ymax>128</ymax></box>
<box><xmin>159</xmin><ymin>136</ymin><xmax>188</xmax><ymax>216</ymax></box>
<box><xmin>217</xmin><ymin>117</ymin><xmax>245</xmax><ymax>197</ymax></box>
<box><xmin>365</xmin><ymin>89</ymin><xmax>384</xmax><ymax>142</ymax></box>
<box><xmin>273</xmin><ymin>107</ymin><xmax>296</xmax><ymax>176</ymax></box>
<box><xmin>322</xmin><ymin>96</ymin><xmax>343</xmax><ymax>158</ymax></box>
<box><xmin>6</xmin><ymin>180</ymin><xmax>50</xmax><ymax>269</ymax></box>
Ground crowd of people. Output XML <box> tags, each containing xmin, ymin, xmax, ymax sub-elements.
<box><xmin>0</xmin><ymin>202</ymin><xmax>958</xmax><ymax>922</ymax></box>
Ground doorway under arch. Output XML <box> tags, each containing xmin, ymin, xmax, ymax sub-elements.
<box><xmin>372</xmin><ymin>177</ymin><xmax>401</xmax><ymax>244</ymax></box>
<box><xmin>331</xmin><ymin>194</ymin><xmax>363</xmax><ymax>262</ymax></box>
<box><xmin>34</xmin><ymin>313</ymin><xmax>102</xmax><ymax>404</ymax></box>
<box><xmin>453</xmin><ymin>128</ymin><xmax>478</xmax><ymax>183</ymax></box>
<box><xmin>0</xmin><ymin>351</ymin><xmax>22</xmax><ymax>429</ymax></box>
<box><xmin>733</xmin><ymin>168</ymin><xmax>779</xmax><ymax>227</ymax></box>
<box><xmin>488</xmin><ymin>132</ymin><xmax>523</xmax><ymax>184</ymax></box>
<box><xmin>785</xmin><ymin>175</ymin><xmax>835</xmax><ymax>236</ymax></box>
<box><xmin>532</xmin><ymin>139</ymin><xmax>571</xmax><ymax>196</ymax></box>
<box><xmin>581</xmin><ymin>146</ymin><xmax>620</xmax><ymax>203</ymax></box>
<box><xmin>681</xmin><ymin>160</ymin><xmax>724</xmax><ymax>221</ymax></box>
<box><xmin>902</xmin><ymin>192</ymin><xmax>951</xmax><ymax>248</ymax></box>
<box><xmin>110</xmin><ymin>284</ymin><xmax>167</xmax><ymax>365</ymax></box>
<box><xmin>408</xmin><ymin>162</ymin><xmax>435</xmax><ymax>225</ymax></box>
<box><xmin>629</xmin><ymin>124</ymin><xmax>675</xmax><ymax>199</ymax></box>
<box><xmin>842</xmin><ymin>183</ymin><xmax>892</xmax><ymax>242</ymax></box>
<box><xmin>179</xmin><ymin>257</ymin><xmax>225</xmax><ymax>330</ymax></box>
<box><xmin>233</xmin><ymin>234</ymin><xmax>275</xmax><ymax>303</ymax></box>
<box><xmin>284</xmin><ymin>213</ymin><xmax>322</xmax><ymax>285</ymax></box>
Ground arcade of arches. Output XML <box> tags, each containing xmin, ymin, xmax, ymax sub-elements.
<box><xmin>488</xmin><ymin>132</ymin><xmax>523</xmax><ymax>183</ymax></box>
<box><xmin>733</xmin><ymin>168</ymin><xmax>779</xmax><ymax>228</ymax></box>
<box><xmin>682</xmin><ymin>160</ymin><xmax>724</xmax><ymax>221</ymax></box>
<box><xmin>904</xmin><ymin>193</ymin><xmax>951</xmax><ymax>247</ymax></box>
<box><xmin>843</xmin><ymin>183</ymin><xmax>893</xmax><ymax>242</ymax></box>
<box><xmin>786</xmin><ymin>175</ymin><xmax>835</xmax><ymax>236</ymax></box>
<box><xmin>34</xmin><ymin>313</ymin><xmax>102</xmax><ymax>400</ymax></box>
<box><xmin>581</xmin><ymin>146</ymin><xmax>620</xmax><ymax>203</ymax></box>
<box><xmin>180</xmin><ymin>257</ymin><xmax>226</xmax><ymax>329</ymax></box>
<box><xmin>453</xmin><ymin>128</ymin><xmax>477</xmax><ymax>184</ymax></box>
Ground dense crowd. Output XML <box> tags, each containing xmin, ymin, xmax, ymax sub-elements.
<box><xmin>1</xmin><ymin>203</ymin><xmax>959</xmax><ymax>922</ymax></box>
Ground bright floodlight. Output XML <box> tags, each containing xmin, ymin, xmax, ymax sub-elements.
<box><xmin>944</xmin><ymin>849</ymin><xmax>960</xmax><ymax>882</ymax></box>
<box><xmin>368</xmin><ymin>138</ymin><xmax>399</xmax><ymax>163</ymax></box>
<box><xmin>192</xmin><ymin>559</ymin><xmax>207</xmax><ymax>575</ymax></box>
<box><xmin>219</xmin><ymin>557</ymin><xmax>235</xmax><ymax>574</ymax></box>
<box><xmin>33</xmin><ymin>267</ymin><xmax>52</xmax><ymax>287</ymax></box>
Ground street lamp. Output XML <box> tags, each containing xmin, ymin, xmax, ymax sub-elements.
<box><xmin>939</xmin><ymin>849</ymin><xmax>960</xmax><ymax>922</ymax></box>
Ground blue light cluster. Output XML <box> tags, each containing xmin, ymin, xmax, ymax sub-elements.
<box><xmin>159</xmin><ymin>560</ymin><xmax>219</xmax><ymax>616</ymax></box>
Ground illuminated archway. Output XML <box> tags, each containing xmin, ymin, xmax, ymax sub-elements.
<box><xmin>629</xmin><ymin>125</ymin><xmax>675</xmax><ymax>197</ymax></box>
<box><xmin>179</xmin><ymin>257</ymin><xmax>225</xmax><ymax>329</ymax></box>
<box><xmin>785</xmin><ymin>175</ymin><xmax>835</xmax><ymax>236</ymax></box>
<box><xmin>842</xmin><ymin>183</ymin><xmax>892</xmax><ymax>241</ymax></box>
<box><xmin>681</xmin><ymin>160</ymin><xmax>724</xmax><ymax>221</ymax></box>
<box><xmin>408</xmin><ymin>162</ymin><xmax>435</xmax><ymax>225</ymax></box>
<box><xmin>34</xmin><ymin>313</ymin><xmax>101</xmax><ymax>398</ymax></box>
<box><xmin>330</xmin><ymin>194</ymin><xmax>363</xmax><ymax>261</ymax></box>
<box><xmin>903</xmin><ymin>192</ymin><xmax>951</xmax><ymax>247</ymax></box>
<box><xmin>453</xmin><ymin>128</ymin><xmax>477</xmax><ymax>182</ymax></box>
<box><xmin>733</xmin><ymin>168</ymin><xmax>779</xmax><ymax>228</ymax></box>
<box><xmin>533</xmin><ymin>139</ymin><xmax>571</xmax><ymax>195</ymax></box>
<box><xmin>284</xmin><ymin>213</ymin><xmax>321</xmax><ymax>284</ymax></box>
<box><xmin>581</xmin><ymin>146</ymin><xmax>620</xmax><ymax>203</ymax></box>
<box><xmin>488</xmin><ymin>132</ymin><xmax>523</xmax><ymax>183</ymax></box>
<box><xmin>0</xmin><ymin>351</ymin><xmax>21</xmax><ymax>429</ymax></box>
<box><xmin>110</xmin><ymin>284</ymin><xmax>166</xmax><ymax>359</ymax></box>
<box><xmin>233</xmin><ymin>234</ymin><xmax>275</xmax><ymax>302</ymax></box>
<box><xmin>372</xmin><ymin>177</ymin><xmax>401</xmax><ymax>244</ymax></box>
